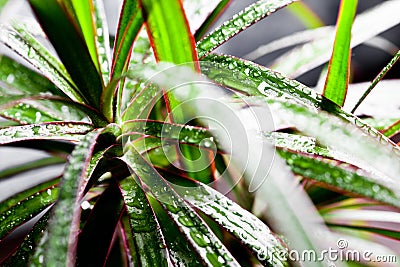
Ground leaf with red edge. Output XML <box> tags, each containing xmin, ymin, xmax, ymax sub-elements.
<box><xmin>0</xmin><ymin>122</ymin><xmax>93</xmax><ymax>145</ymax></box>
<box><xmin>29</xmin><ymin>129</ymin><xmax>103</xmax><ymax>266</ymax></box>
<box><xmin>76</xmin><ymin>183</ymin><xmax>124</xmax><ymax>267</ymax></box>
<box><xmin>0</xmin><ymin>178</ymin><xmax>59</xmax><ymax>242</ymax></box>
<box><xmin>0</xmin><ymin>211</ymin><xmax>50</xmax><ymax>267</ymax></box>
<box><xmin>196</xmin><ymin>0</ymin><xmax>296</xmax><ymax>58</ymax></box>
<box><xmin>103</xmin><ymin>0</ymin><xmax>143</xmax><ymax>121</ymax></box>
<box><xmin>323</xmin><ymin>0</ymin><xmax>358</xmax><ymax>107</ymax></box>
<box><xmin>121</xmin><ymin>144</ymin><xmax>241</xmax><ymax>266</ymax></box>
<box><xmin>28</xmin><ymin>0</ymin><xmax>104</xmax><ymax>109</ymax></box>
<box><xmin>118</xmin><ymin>175</ymin><xmax>169</xmax><ymax>266</ymax></box>
<box><xmin>140</xmin><ymin>0</ymin><xmax>198</xmax><ymax>66</ymax></box>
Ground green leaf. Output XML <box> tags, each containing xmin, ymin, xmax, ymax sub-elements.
<box><xmin>121</xmin><ymin>83</ymin><xmax>162</xmax><ymax>121</ymax></box>
<box><xmin>119</xmin><ymin>175</ymin><xmax>169</xmax><ymax>266</ymax></box>
<box><xmin>134</xmin><ymin>0</ymin><xmax>204</xmax><ymax>181</ymax></box>
<box><xmin>141</xmin><ymin>0</ymin><xmax>198</xmax><ymax>65</ymax></box>
<box><xmin>0</xmin><ymin>94</ymin><xmax>106</xmax><ymax>126</ymax></box>
<box><xmin>76</xmin><ymin>183</ymin><xmax>124</xmax><ymax>267</ymax></box>
<box><xmin>0</xmin><ymin>0</ymin><xmax>10</xmax><ymax>12</ymax></box>
<box><xmin>262</xmin><ymin>98</ymin><xmax>400</xmax><ymax>193</ymax></box>
<box><xmin>0</xmin><ymin>55</ymin><xmax>63</xmax><ymax>96</ymax></box>
<box><xmin>197</xmin><ymin>0</ymin><xmax>296</xmax><ymax>58</ymax></box>
<box><xmin>122</xmin><ymin>120</ymin><xmax>211</xmax><ymax>144</ymax></box>
<box><xmin>278</xmin><ymin>149</ymin><xmax>400</xmax><ymax>208</ymax></box>
<box><xmin>0</xmin><ymin>157</ymin><xmax>65</xmax><ymax>181</ymax></box>
<box><xmin>1</xmin><ymin>102</ymin><xmax>61</xmax><ymax>124</ymax></box>
<box><xmin>265</xmin><ymin>132</ymin><xmax>331</xmax><ymax>157</ymax></box>
<box><xmin>111</xmin><ymin>0</ymin><xmax>143</xmax><ymax>79</ymax></box>
<box><xmin>0</xmin><ymin>211</ymin><xmax>50</xmax><ymax>267</ymax></box>
<box><xmin>103</xmin><ymin>0</ymin><xmax>143</xmax><ymax>122</ymax></box>
<box><xmin>201</xmin><ymin>54</ymin><xmax>321</xmax><ymax>108</ymax></box>
<box><xmin>149</xmin><ymin>195</ymin><xmax>202</xmax><ymax>266</ymax></box>
<box><xmin>0</xmin><ymin>122</ymin><xmax>93</xmax><ymax>145</ymax></box>
<box><xmin>28</xmin><ymin>0</ymin><xmax>104</xmax><ymax>109</ymax></box>
<box><xmin>201</xmin><ymin>54</ymin><xmax>400</xmax><ymax>158</ymax></box>
<box><xmin>179</xmin><ymin>181</ymin><xmax>289</xmax><ymax>267</ymax></box>
<box><xmin>193</xmin><ymin>0</ymin><xmax>230</xmax><ymax>41</ymax></box>
<box><xmin>0</xmin><ymin>178</ymin><xmax>59</xmax><ymax>241</ymax></box>
<box><xmin>382</xmin><ymin>120</ymin><xmax>400</xmax><ymax>138</ymax></box>
<box><xmin>182</xmin><ymin>0</ymin><xmax>230</xmax><ymax>41</ymax></box>
<box><xmin>68</xmin><ymin>0</ymin><xmax>100</xmax><ymax>73</ymax></box>
<box><xmin>351</xmin><ymin>49</ymin><xmax>400</xmax><ymax>113</ymax></box>
<box><xmin>0</xmin><ymin>25</ymin><xmax>85</xmax><ymax>104</ymax></box>
<box><xmin>30</xmin><ymin>130</ymin><xmax>103</xmax><ymax>266</ymax></box>
<box><xmin>68</xmin><ymin>0</ymin><xmax>111</xmax><ymax>85</ymax></box>
<box><xmin>121</xmin><ymin>144</ymin><xmax>241</xmax><ymax>267</ymax></box>
<box><xmin>272</xmin><ymin>0</ymin><xmax>400</xmax><ymax>78</ymax></box>
<box><xmin>323</xmin><ymin>0</ymin><xmax>357</xmax><ymax>107</ymax></box>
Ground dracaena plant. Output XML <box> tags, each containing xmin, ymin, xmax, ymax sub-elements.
<box><xmin>1</xmin><ymin>0</ymin><xmax>400</xmax><ymax>266</ymax></box>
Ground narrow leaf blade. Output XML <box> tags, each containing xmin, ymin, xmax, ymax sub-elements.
<box><xmin>141</xmin><ymin>0</ymin><xmax>198</xmax><ymax>65</ymax></box>
<box><xmin>0</xmin><ymin>179</ymin><xmax>58</xmax><ymax>241</ymax></box>
<box><xmin>196</xmin><ymin>0</ymin><xmax>296</xmax><ymax>58</ymax></box>
<box><xmin>122</xmin><ymin>145</ymin><xmax>241</xmax><ymax>267</ymax></box>
<box><xmin>30</xmin><ymin>130</ymin><xmax>102</xmax><ymax>266</ymax></box>
<box><xmin>0</xmin><ymin>122</ymin><xmax>93</xmax><ymax>145</ymax></box>
<box><xmin>28</xmin><ymin>0</ymin><xmax>104</xmax><ymax>108</ymax></box>
<box><xmin>119</xmin><ymin>175</ymin><xmax>169</xmax><ymax>266</ymax></box>
<box><xmin>323</xmin><ymin>0</ymin><xmax>358</xmax><ymax>106</ymax></box>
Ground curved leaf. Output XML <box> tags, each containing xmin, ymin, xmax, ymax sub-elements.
<box><xmin>70</xmin><ymin>0</ymin><xmax>111</xmax><ymax>84</ymax></box>
<box><xmin>279</xmin><ymin>149</ymin><xmax>400</xmax><ymax>208</ymax></box>
<box><xmin>111</xmin><ymin>0</ymin><xmax>143</xmax><ymax>79</ymax></box>
<box><xmin>262</xmin><ymin>98</ymin><xmax>400</xmax><ymax>193</ymax></box>
<box><xmin>351</xmin><ymin>49</ymin><xmax>400</xmax><ymax>113</ymax></box>
<box><xmin>119</xmin><ymin>175</ymin><xmax>169</xmax><ymax>266</ymax></box>
<box><xmin>149</xmin><ymin>196</ymin><xmax>202</xmax><ymax>266</ymax></box>
<box><xmin>0</xmin><ymin>55</ymin><xmax>63</xmax><ymax>97</ymax></box>
<box><xmin>76</xmin><ymin>183</ymin><xmax>124</xmax><ymax>267</ymax></box>
<box><xmin>0</xmin><ymin>157</ymin><xmax>64</xmax><ymax>181</ymax></box>
<box><xmin>105</xmin><ymin>0</ymin><xmax>144</xmax><ymax>121</ymax></box>
<box><xmin>179</xmin><ymin>181</ymin><xmax>289</xmax><ymax>267</ymax></box>
<box><xmin>0</xmin><ymin>122</ymin><xmax>93</xmax><ymax>145</ymax></box>
<box><xmin>30</xmin><ymin>130</ymin><xmax>103</xmax><ymax>266</ymax></box>
<box><xmin>201</xmin><ymin>54</ymin><xmax>400</xmax><ymax>159</ymax></box>
<box><xmin>0</xmin><ymin>211</ymin><xmax>50</xmax><ymax>267</ymax></box>
<box><xmin>0</xmin><ymin>178</ymin><xmax>58</xmax><ymax>241</ymax></box>
<box><xmin>323</xmin><ymin>0</ymin><xmax>357</xmax><ymax>107</ymax></box>
<box><xmin>121</xmin><ymin>144</ymin><xmax>241</xmax><ymax>267</ymax></box>
<box><xmin>28</xmin><ymin>0</ymin><xmax>104</xmax><ymax>109</ymax></box>
<box><xmin>0</xmin><ymin>94</ymin><xmax>106</xmax><ymax>125</ymax></box>
<box><xmin>1</xmin><ymin>102</ymin><xmax>61</xmax><ymax>124</ymax></box>
<box><xmin>0</xmin><ymin>24</ymin><xmax>85</xmax><ymax>103</ymax></box>
<box><xmin>140</xmin><ymin>0</ymin><xmax>198</xmax><ymax>65</ymax></box>
<box><xmin>197</xmin><ymin>0</ymin><xmax>296</xmax><ymax>58</ymax></box>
